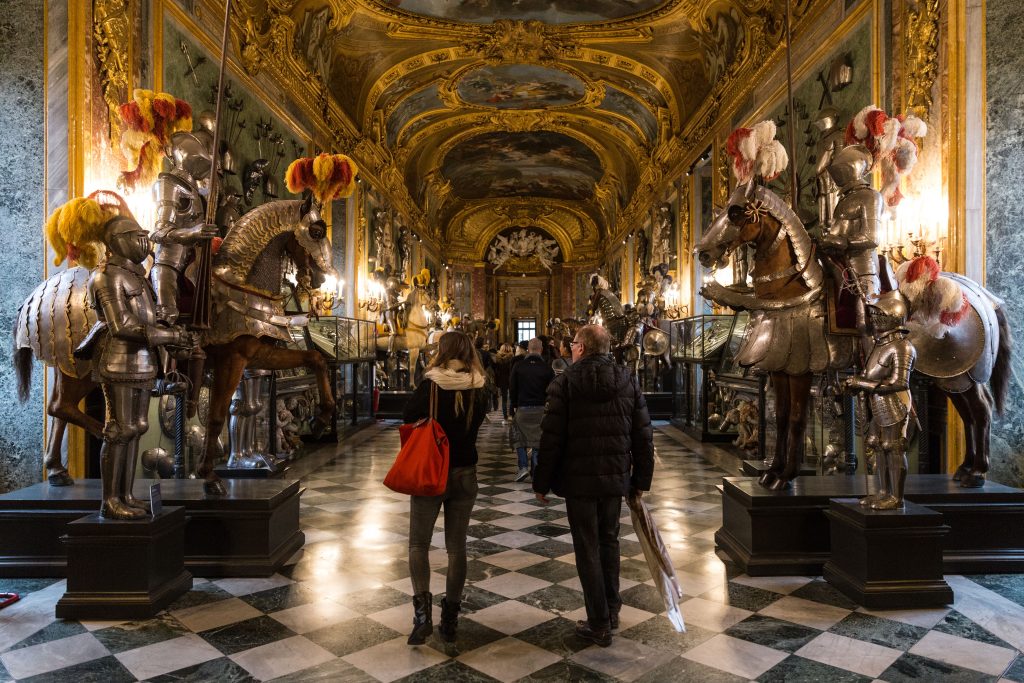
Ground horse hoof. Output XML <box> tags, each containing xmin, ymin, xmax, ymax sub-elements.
<box><xmin>960</xmin><ymin>473</ymin><xmax>986</xmax><ymax>488</ymax></box>
<box><xmin>308</xmin><ymin>416</ymin><xmax>331</xmax><ymax>439</ymax></box>
<box><xmin>952</xmin><ymin>465</ymin><xmax>970</xmax><ymax>482</ymax></box>
<box><xmin>47</xmin><ymin>471</ymin><xmax>74</xmax><ymax>487</ymax></box>
<box><xmin>767</xmin><ymin>477</ymin><xmax>793</xmax><ymax>491</ymax></box>
<box><xmin>757</xmin><ymin>471</ymin><xmax>777</xmax><ymax>488</ymax></box>
<box><xmin>204</xmin><ymin>479</ymin><xmax>228</xmax><ymax>496</ymax></box>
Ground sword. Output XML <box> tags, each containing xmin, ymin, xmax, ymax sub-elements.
<box><xmin>191</xmin><ymin>0</ymin><xmax>233</xmax><ymax>331</ymax></box>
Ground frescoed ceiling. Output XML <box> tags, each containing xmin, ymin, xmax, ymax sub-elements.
<box><xmin>228</xmin><ymin>0</ymin><xmax>823</xmax><ymax>261</ymax></box>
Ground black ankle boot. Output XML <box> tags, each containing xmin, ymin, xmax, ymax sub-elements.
<box><xmin>408</xmin><ymin>592</ymin><xmax>433</xmax><ymax>645</ymax></box>
<box><xmin>438</xmin><ymin>597</ymin><xmax>461</xmax><ymax>643</ymax></box>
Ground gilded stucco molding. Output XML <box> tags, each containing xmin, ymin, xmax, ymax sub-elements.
<box><xmin>93</xmin><ymin>0</ymin><xmax>131</xmax><ymax>135</ymax></box>
<box><xmin>903</xmin><ymin>0</ymin><xmax>940</xmax><ymax>116</ymax></box>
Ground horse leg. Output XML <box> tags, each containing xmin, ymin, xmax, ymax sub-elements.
<box><xmin>959</xmin><ymin>384</ymin><xmax>992</xmax><ymax>488</ymax></box>
<box><xmin>408</xmin><ymin>347</ymin><xmax>419</xmax><ymax>390</ymax></box>
<box><xmin>947</xmin><ymin>390</ymin><xmax>974</xmax><ymax>483</ymax></box>
<box><xmin>247</xmin><ymin>344</ymin><xmax>336</xmax><ymax>438</ymax></box>
<box><xmin>45</xmin><ymin>372</ymin><xmax>101</xmax><ymax>486</ymax></box>
<box><xmin>760</xmin><ymin>373</ymin><xmax>790</xmax><ymax>488</ymax></box>
<box><xmin>200</xmin><ymin>346</ymin><xmax>246</xmax><ymax>496</ymax></box>
<box><xmin>772</xmin><ymin>372</ymin><xmax>813</xmax><ymax>491</ymax></box>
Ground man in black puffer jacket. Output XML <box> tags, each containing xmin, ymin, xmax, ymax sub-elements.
<box><xmin>534</xmin><ymin>324</ymin><xmax>654</xmax><ymax>648</ymax></box>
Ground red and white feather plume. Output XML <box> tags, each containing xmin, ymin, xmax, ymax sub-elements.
<box><xmin>845</xmin><ymin>105</ymin><xmax>927</xmax><ymax>208</ymax></box>
<box><xmin>725</xmin><ymin>120</ymin><xmax>789</xmax><ymax>184</ymax></box>
<box><xmin>895</xmin><ymin>256</ymin><xmax>971</xmax><ymax>331</ymax></box>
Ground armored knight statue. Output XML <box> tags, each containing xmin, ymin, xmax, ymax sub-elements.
<box><xmin>813</xmin><ymin>106</ymin><xmax>846</xmax><ymax>229</ymax></box>
<box><xmin>380</xmin><ymin>265</ymin><xmax>409</xmax><ymax>351</ymax></box>
<box><xmin>397</xmin><ymin>225</ymin><xmax>413</xmax><ymax>281</ymax></box>
<box><xmin>151</xmin><ymin>129</ymin><xmax>220</xmax><ymax>324</ymax></box>
<box><xmin>77</xmin><ymin>215</ymin><xmax>194</xmax><ymax>519</ymax></box>
<box><xmin>819</xmin><ymin>144</ymin><xmax>883</xmax><ymax>331</ymax></box>
<box><xmin>845</xmin><ymin>291</ymin><xmax>916</xmax><ymax>510</ymax></box>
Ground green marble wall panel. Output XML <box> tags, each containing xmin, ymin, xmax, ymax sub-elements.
<box><xmin>0</xmin><ymin>0</ymin><xmax>46</xmax><ymax>491</ymax></box>
<box><xmin>985</xmin><ymin>0</ymin><xmax>1024</xmax><ymax>487</ymax></box>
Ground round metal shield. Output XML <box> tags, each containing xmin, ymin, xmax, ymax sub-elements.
<box><xmin>642</xmin><ymin>328</ymin><xmax>670</xmax><ymax>356</ymax></box>
<box><xmin>908</xmin><ymin>302</ymin><xmax>985</xmax><ymax>379</ymax></box>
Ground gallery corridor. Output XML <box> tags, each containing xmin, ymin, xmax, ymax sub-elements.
<box><xmin>0</xmin><ymin>416</ymin><xmax>1022</xmax><ymax>682</ymax></box>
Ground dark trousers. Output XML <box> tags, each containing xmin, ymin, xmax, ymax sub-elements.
<box><xmin>408</xmin><ymin>466</ymin><xmax>478</xmax><ymax>602</ymax></box>
<box><xmin>565</xmin><ymin>496</ymin><xmax>622</xmax><ymax>630</ymax></box>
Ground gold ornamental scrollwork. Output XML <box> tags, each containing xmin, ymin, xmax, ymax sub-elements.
<box><xmin>464</xmin><ymin>20</ymin><xmax>582</xmax><ymax>65</ymax></box>
<box><xmin>903</xmin><ymin>0</ymin><xmax>940</xmax><ymax>116</ymax></box>
<box><xmin>93</xmin><ymin>0</ymin><xmax>130</xmax><ymax>136</ymax></box>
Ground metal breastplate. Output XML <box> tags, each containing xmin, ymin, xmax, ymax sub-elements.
<box><xmin>152</xmin><ymin>174</ymin><xmax>204</xmax><ymax>270</ymax></box>
<box><xmin>96</xmin><ymin>267</ymin><xmax>158</xmax><ymax>382</ymax></box>
<box><xmin>862</xmin><ymin>337</ymin><xmax>912</xmax><ymax>426</ymax></box>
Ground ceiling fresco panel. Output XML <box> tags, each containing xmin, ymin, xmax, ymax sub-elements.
<box><xmin>386</xmin><ymin>83</ymin><xmax>445</xmax><ymax>146</ymax></box>
<box><xmin>456</xmin><ymin>65</ymin><xmax>586</xmax><ymax>109</ymax></box>
<box><xmin>378</xmin><ymin>0</ymin><xmax>671</xmax><ymax>24</ymax></box>
<box><xmin>441</xmin><ymin>132</ymin><xmax>603</xmax><ymax>201</ymax></box>
<box><xmin>597</xmin><ymin>86</ymin><xmax>659</xmax><ymax>144</ymax></box>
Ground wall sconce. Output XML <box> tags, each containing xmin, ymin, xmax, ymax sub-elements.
<box><xmin>311</xmin><ymin>274</ymin><xmax>344</xmax><ymax>315</ymax></box>
<box><xmin>663</xmin><ymin>283</ymin><xmax>688</xmax><ymax>319</ymax></box>
<box><xmin>359</xmin><ymin>278</ymin><xmax>386</xmax><ymax>314</ymax></box>
<box><xmin>881</xmin><ymin>194</ymin><xmax>946</xmax><ymax>267</ymax></box>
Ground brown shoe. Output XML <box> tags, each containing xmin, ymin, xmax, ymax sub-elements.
<box><xmin>575</xmin><ymin>620</ymin><xmax>612</xmax><ymax>647</ymax></box>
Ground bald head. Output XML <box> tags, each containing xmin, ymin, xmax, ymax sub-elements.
<box><xmin>528</xmin><ymin>337</ymin><xmax>544</xmax><ymax>354</ymax></box>
<box><xmin>575</xmin><ymin>324</ymin><xmax>611</xmax><ymax>356</ymax></box>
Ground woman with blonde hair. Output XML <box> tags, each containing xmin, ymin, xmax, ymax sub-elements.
<box><xmin>402</xmin><ymin>331</ymin><xmax>490</xmax><ymax>646</ymax></box>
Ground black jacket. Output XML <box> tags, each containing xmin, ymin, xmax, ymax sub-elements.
<box><xmin>510</xmin><ymin>354</ymin><xmax>554</xmax><ymax>408</ymax></box>
<box><xmin>403</xmin><ymin>379</ymin><xmax>489</xmax><ymax>468</ymax></box>
<box><xmin>534</xmin><ymin>354</ymin><xmax>654</xmax><ymax>498</ymax></box>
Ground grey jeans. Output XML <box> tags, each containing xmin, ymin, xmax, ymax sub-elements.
<box><xmin>408</xmin><ymin>466</ymin><xmax>478</xmax><ymax>602</ymax></box>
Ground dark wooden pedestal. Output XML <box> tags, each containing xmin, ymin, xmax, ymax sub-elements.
<box><xmin>56</xmin><ymin>507</ymin><xmax>192</xmax><ymax>620</ymax></box>
<box><xmin>823</xmin><ymin>499</ymin><xmax>953</xmax><ymax>608</ymax></box>
<box><xmin>215</xmin><ymin>459</ymin><xmax>289</xmax><ymax>479</ymax></box>
<box><xmin>0</xmin><ymin>479</ymin><xmax>304</xmax><ymax>578</ymax></box>
<box><xmin>716</xmin><ymin>475</ymin><xmax>1024</xmax><ymax>576</ymax></box>
<box><xmin>739</xmin><ymin>460</ymin><xmax>818</xmax><ymax>478</ymax></box>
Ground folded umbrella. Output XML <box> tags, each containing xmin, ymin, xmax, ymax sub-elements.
<box><xmin>627</xmin><ymin>492</ymin><xmax>685</xmax><ymax>632</ymax></box>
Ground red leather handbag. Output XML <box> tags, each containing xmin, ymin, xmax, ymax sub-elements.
<box><xmin>384</xmin><ymin>383</ymin><xmax>450</xmax><ymax>496</ymax></box>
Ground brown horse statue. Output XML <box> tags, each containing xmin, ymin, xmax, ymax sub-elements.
<box><xmin>14</xmin><ymin>197</ymin><xmax>336</xmax><ymax>495</ymax></box>
<box><xmin>695</xmin><ymin>181</ymin><xmax>1011</xmax><ymax>489</ymax></box>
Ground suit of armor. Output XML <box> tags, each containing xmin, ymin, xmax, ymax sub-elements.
<box><xmin>84</xmin><ymin>217</ymin><xmax>192</xmax><ymax>519</ymax></box>
<box><xmin>820</xmin><ymin>145</ymin><xmax>882</xmax><ymax>331</ymax></box>
<box><xmin>813</xmin><ymin>107</ymin><xmax>845</xmax><ymax>229</ymax></box>
<box><xmin>846</xmin><ymin>291</ymin><xmax>916</xmax><ymax>510</ymax></box>
<box><xmin>151</xmin><ymin>130</ymin><xmax>217</xmax><ymax>324</ymax></box>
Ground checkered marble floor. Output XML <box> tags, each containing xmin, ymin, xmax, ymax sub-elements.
<box><xmin>2</xmin><ymin>414</ymin><xmax>1024</xmax><ymax>682</ymax></box>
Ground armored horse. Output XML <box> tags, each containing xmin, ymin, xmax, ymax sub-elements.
<box><xmin>375</xmin><ymin>279</ymin><xmax>433</xmax><ymax>389</ymax></box>
<box><xmin>696</xmin><ymin>181</ymin><xmax>1011</xmax><ymax>489</ymax></box>
<box><xmin>15</xmin><ymin>196</ymin><xmax>336</xmax><ymax>495</ymax></box>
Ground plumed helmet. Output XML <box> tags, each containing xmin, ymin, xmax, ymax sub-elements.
<box><xmin>827</xmin><ymin>144</ymin><xmax>873</xmax><ymax>188</ymax></box>
<box><xmin>867</xmin><ymin>290</ymin><xmax>908</xmax><ymax>331</ymax></box>
<box><xmin>169</xmin><ymin>130</ymin><xmax>214</xmax><ymax>181</ymax></box>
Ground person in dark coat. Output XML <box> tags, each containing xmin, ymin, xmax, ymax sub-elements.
<box><xmin>510</xmin><ymin>337</ymin><xmax>555</xmax><ymax>481</ymax></box>
<box><xmin>493</xmin><ymin>343</ymin><xmax>514</xmax><ymax>419</ymax></box>
<box><xmin>534</xmin><ymin>324</ymin><xmax>654</xmax><ymax>647</ymax></box>
<box><xmin>402</xmin><ymin>331</ymin><xmax>490</xmax><ymax>646</ymax></box>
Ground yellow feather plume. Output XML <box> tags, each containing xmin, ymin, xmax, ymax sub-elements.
<box><xmin>45</xmin><ymin>198</ymin><xmax>116</xmax><ymax>270</ymax></box>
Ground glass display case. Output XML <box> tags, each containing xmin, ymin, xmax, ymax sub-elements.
<box><xmin>670</xmin><ymin>314</ymin><xmax>738</xmax><ymax>442</ymax></box>
<box><xmin>306</xmin><ymin>316</ymin><xmax>377</xmax><ymax>431</ymax></box>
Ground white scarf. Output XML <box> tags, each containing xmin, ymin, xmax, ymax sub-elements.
<box><xmin>425</xmin><ymin>360</ymin><xmax>486</xmax><ymax>391</ymax></box>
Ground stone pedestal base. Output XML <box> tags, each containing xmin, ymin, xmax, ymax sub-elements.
<box><xmin>56</xmin><ymin>506</ymin><xmax>192</xmax><ymax>620</ymax></box>
<box><xmin>823</xmin><ymin>498</ymin><xmax>953</xmax><ymax>608</ymax></box>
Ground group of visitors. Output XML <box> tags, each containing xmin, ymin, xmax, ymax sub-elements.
<box><xmin>401</xmin><ymin>325</ymin><xmax>654</xmax><ymax>650</ymax></box>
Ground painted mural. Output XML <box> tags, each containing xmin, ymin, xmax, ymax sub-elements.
<box><xmin>441</xmin><ymin>132</ymin><xmax>603</xmax><ymax>200</ymax></box>
<box><xmin>598</xmin><ymin>86</ymin><xmax>658</xmax><ymax>145</ymax></box>
<box><xmin>386</xmin><ymin>83</ymin><xmax>444</xmax><ymax>146</ymax></box>
<box><xmin>457</xmin><ymin>65</ymin><xmax>586</xmax><ymax>109</ymax></box>
<box><xmin>383</xmin><ymin>0</ymin><xmax>668</xmax><ymax>24</ymax></box>
<box><xmin>584</xmin><ymin>66</ymin><xmax>668</xmax><ymax>110</ymax></box>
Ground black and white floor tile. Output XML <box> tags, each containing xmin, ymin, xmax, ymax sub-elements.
<box><xmin>1</xmin><ymin>414</ymin><xmax>1023</xmax><ymax>681</ymax></box>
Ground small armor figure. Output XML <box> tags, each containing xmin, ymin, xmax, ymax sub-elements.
<box><xmin>78</xmin><ymin>216</ymin><xmax>194</xmax><ymax>519</ymax></box>
<box><xmin>812</xmin><ymin>107</ymin><xmax>846</xmax><ymax>229</ymax></box>
<box><xmin>151</xmin><ymin>129</ymin><xmax>219</xmax><ymax>324</ymax></box>
<box><xmin>397</xmin><ymin>225</ymin><xmax>413</xmax><ymax>281</ymax></box>
<box><xmin>845</xmin><ymin>291</ymin><xmax>916</xmax><ymax>510</ymax></box>
<box><xmin>820</xmin><ymin>144</ymin><xmax>883</xmax><ymax>331</ymax></box>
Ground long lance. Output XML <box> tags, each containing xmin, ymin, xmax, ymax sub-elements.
<box><xmin>191</xmin><ymin>0</ymin><xmax>233</xmax><ymax>330</ymax></box>
<box><xmin>784</xmin><ymin>0</ymin><xmax>800</xmax><ymax>213</ymax></box>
